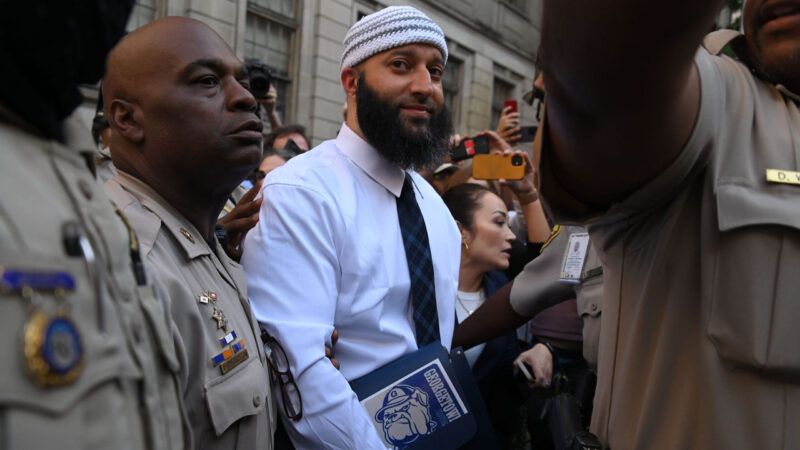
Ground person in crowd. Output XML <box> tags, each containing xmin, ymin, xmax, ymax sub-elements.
<box><xmin>91</xmin><ymin>89</ymin><xmax>118</xmax><ymax>182</ymax></box>
<box><xmin>102</xmin><ymin>17</ymin><xmax>275</xmax><ymax>449</ymax></box>
<box><xmin>441</xmin><ymin>182</ymin><xmax>523</xmax><ymax>447</ymax></box>
<box><xmin>260</xmin><ymin>83</ymin><xmax>282</xmax><ymax>131</ymax></box>
<box><xmin>242</xmin><ymin>6</ymin><xmax>459</xmax><ymax>448</ymax></box>
<box><xmin>428</xmin><ymin>162</ymin><xmax>459</xmax><ymax>194</ymax></box>
<box><xmin>537</xmin><ymin>0</ymin><xmax>800</xmax><ymax>447</ymax></box>
<box><xmin>453</xmin><ymin>72</ymin><xmax>603</xmax><ymax>448</ymax></box>
<box><xmin>495</xmin><ymin>104</ymin><xmax>521</xmax><ymax>145</ymax></box>
<box><xmin>264</xmin><ymin>123</ymin><xmax>310</xmax><ymax>155</ymax></box>
<box><xmin>259</xmin><ymin>147</ymin><xmax>289</xmax><ymax>176</ymax></box>
<box><xmin>0</xmin><ymin>2</ymin><xmax>188</xmax><ymax>449</ymax></box>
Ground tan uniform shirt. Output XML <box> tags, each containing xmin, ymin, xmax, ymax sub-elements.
<box><xmin>539</xmin><ymin>48</ymin><xmax>800</xmax><ymax>449</ymax></box>
<box><xmin>0</xmin><ymin>109</ymin><xmax>187</xmax><ymax>449</ymax></box>
<box><xmin>105</xmin><ymin>171</ymin><xmax>274</xmax><ymax>450</ymax></box>
<box><xmin>510</xmin><ymin>225</ymin><xmax>603</xmax><ymax>369</ymax></box>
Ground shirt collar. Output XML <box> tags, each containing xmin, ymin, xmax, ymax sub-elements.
<box><xmin>113</xmin><ymin>170</ymin><xmax>212</xmax><ymax>260</ymax></box>
<box><xmin>336</xmin><ymin>123</ymin><xmax>405</xmax><ymax>197</ymax></box>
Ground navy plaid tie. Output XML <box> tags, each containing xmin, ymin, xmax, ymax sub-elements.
<box><xmin>396</xmin><ymin>173</ymin><xmax>439</xmax><ymax>346</ymax></box>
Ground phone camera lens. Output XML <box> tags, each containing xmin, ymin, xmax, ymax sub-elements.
<box><xmin>511</xmin><ymin>155</ymin><xmax>524</xmax><ymax>166</ymax></box>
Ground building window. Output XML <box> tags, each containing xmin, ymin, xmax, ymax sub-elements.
<box><xmin>126</xmin><ymin>0</ymin><xmax>157</xmax><ymax>32</ymax></box>
<box><xmin>245</xmin><ymin>0</ymin><xmax>298</xmax><ymax>124</ymax></box>
<box><xmin>491</xmin><ymin>78</ymin><xmax>514</xmax><ymax>129</ymax></box>
<box><xmin>442</xmin><ymin>58</ymin><xmax>462</xmax><ymax>126</ymax></box>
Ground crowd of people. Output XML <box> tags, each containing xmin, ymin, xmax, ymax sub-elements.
<box><xmin>0</xmin><ymin>0</ymin><xmax>798</xmax><ymax>449</ymax></box>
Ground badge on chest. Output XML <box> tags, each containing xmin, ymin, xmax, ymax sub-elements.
<box><xmin>199</xmin><ymin>290</ymin><xmax>249</xmax><ymax>374</ymax></box>
<box><xmin>2</xmin><ymin>269</ymin><xmax>84</xmax><ymax>387</ymax></box>
<box><xmin>559</xmin><ymin>232</ymin><xmax>590</xmax><ymax>284</ymax></box>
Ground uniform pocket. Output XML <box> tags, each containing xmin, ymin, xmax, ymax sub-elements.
<box><xmin>576</xmin><ymin>270</ymin><xmax>603</xmax><ymax>369</ymax></box>
<box><xmin>707</xmin><ymin>184</ymin><xmax>800</xmax><ymax>375</ymax></box>
<box><xmin>205</xmin><ymin>354</ymin><xmax>270</xmax><ymax>436</ymax></box>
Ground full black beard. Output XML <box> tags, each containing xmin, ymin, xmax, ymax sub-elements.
<box><xmin>356</xmin><ymin>73</ymin><xmax>452</xmax><ymax>171</ymax></box>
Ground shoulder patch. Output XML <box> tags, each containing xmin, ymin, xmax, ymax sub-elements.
<box><xmin>539</xmin><ymin>224</ymin><xmax>562</xmax><ymax>254</ymax></box>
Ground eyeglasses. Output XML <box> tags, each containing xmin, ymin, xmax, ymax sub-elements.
<box><xmin>261</xmin><ymin>330</ymin><xmax>303</xmax><ymax>421</ymax></box>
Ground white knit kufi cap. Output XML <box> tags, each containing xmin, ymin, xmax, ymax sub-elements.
<box><xmin>341</xmin><ymin>6</ymin><xmax>448</xmax><ymax>69</ymax></box>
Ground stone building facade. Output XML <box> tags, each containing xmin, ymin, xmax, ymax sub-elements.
<box><xmin>79</xmin><ymin>0</ymin><xmax>540</xmax><ymax>146</ymax></box>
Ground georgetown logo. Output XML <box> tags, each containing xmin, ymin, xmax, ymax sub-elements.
<box><xmin>375</xmin><ymin>385</ymin><xmax>437</xmax><ymax>447</ymax></box>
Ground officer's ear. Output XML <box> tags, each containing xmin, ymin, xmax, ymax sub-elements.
<box><xmin>107</xmin><ymin>99</ymin><xmax>144</xmax><ymax>144</ymax></box>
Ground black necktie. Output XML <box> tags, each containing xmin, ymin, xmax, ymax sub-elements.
<box><xmin>396</xmin><ymin>173</ymin><xmax>439</xmax><ymax>346</ymax></box>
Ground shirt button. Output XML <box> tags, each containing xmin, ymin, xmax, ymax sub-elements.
<box><xmin>253</xmin><ymin>394</ymin><xmax>262</xmax><ymax>408</ymax></box>
<box><xmin>78</xmin><ymin>179</ymin><xmax>94</xmax><ymax>200</ymax></box>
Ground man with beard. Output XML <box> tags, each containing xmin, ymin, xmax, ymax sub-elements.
<box><xmin>537</xmin><ymin>0</ymin><xmax>800</xmax><ymax>448</ymax></box>
<box><xmin>102</xmin><ymin>17</ymin><xmax>274</xmax><ymax>449</ymax></box>
<box><xmin>0</xmin><ymin>2</ymin><xmax>187</xmax><ymax>449</ymax></box>
<box><xmin>242</xmin><ymin>6</ymin><xmax>460</xmax><ymax>448</ymax></box>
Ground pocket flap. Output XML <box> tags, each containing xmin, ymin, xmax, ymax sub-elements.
<box><xmin>205</xmin><ymin>355</ymin><xmax>269</xmax><ymax>436</ymax></box>
<box><xmin>717</xmin><ymin>183</ymin><xmax>800</xmax><ymax>231</ymax></box>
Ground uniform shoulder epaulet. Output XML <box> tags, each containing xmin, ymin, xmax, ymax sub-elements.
<box><xmin>539</xmin><ymin>224</ymin><xmax>562</xmax><ymax>254</ymax></box>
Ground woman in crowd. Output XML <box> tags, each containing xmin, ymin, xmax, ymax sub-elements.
<box><xmin>443</xmin><ymin>177</ymin><xmax>530</xmax><ymax>447</ymax></box>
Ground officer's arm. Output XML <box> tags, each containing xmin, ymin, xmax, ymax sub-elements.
<box><xmin>453</xmin><ymin>280</ymin><xmax>572</xmax><ymax>349</ymax></box>
<box><xmin>540</xmin><ymin>1</ymin><xmax>724</xmax><ymax>207</ymax></box>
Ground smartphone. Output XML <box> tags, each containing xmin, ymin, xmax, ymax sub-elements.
<box><xmin>472</xmin><ymin>153</ymin><xmax>526</xmax><ymax>180</ymax></box>
<box><xmin>450</xmin><ymin>135</ymin><xmax>490</xmax><ymax>162</ymax></box>
<box><xmin>518</xmin><ymin>125</ymin><xmax>537</xmax><ymax>143</ymax></box>
<box><xmin>503</xmin><ymin>99</ymin><xmax>518</xmax><ymax>114</ymax></box>
<box><xmin>515</xmin><ymin>359</ymin><xmax>534</xmax><ymax>382</ymax></box>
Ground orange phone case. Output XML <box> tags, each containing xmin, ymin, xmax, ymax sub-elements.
<box><xmin>472</xmin><ymin>154</ymin><xmax>525</xmax><ymax>180</ymax></box>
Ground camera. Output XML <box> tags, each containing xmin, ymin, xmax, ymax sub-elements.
<box><xmin>244</xmin><ymin>58</ymin><xmax>272</xmax><ymax>99</ymax></box>
<box><xmin>511</xmin><ymin>154</ymin><xmax>524</xmax><ymax>166</ymax></box>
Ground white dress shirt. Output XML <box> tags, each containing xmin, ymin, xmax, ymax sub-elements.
<box><xmin>242</xmin><ymin>124</ymin><xmax>461</xmax><ymax>449</ymax></box>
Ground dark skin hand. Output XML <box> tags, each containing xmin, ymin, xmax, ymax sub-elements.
<box><xmin>326</xmin><ymin>329</ymin><xmax>340</xmax><ymax>370</ymax></box>
<box><xmin>217</xmin><ymin>180</ymin><xmax>262</xmax><ymax>261</ymax></box>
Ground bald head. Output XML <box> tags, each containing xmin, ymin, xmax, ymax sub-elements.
<box><xmin>104</xmin><ymin>17</ymin><xmax>235</xmax><ymax>108</ymax></box>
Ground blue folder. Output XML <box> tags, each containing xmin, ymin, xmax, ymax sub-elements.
<box><xmin>350</xmin><ymin>342</ymin><xmax>498</xmax><ymax>449</ymax></box>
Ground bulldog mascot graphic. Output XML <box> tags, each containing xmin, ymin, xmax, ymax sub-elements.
<box><xmin>375</xmin><ymin>385</ymin><xmax>437</xmax><ymax>447</ymax></box>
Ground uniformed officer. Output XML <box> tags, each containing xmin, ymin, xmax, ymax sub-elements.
<box><xmin>101</xmin><ymin>17</ymin><xmax>275</xmax><ymax>449</ymax></box>
<box><xmin>0</xmin><ymin>2</ymin><xmax>188</xmax><ymax>449</ymax></box>
<box><xmin>539</xmin><ymin>0</ymin><xmax>800</xmax><ymax>448</ymax></box>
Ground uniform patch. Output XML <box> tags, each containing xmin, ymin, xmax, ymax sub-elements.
<box><xmin>540</xmin><ymin>225</ymin><xmax>562</xmax><ymax>254</ymax></box>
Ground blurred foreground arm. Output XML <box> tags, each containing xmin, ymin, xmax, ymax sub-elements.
<box><xmin>540</xmin><ymin>0</ymin><xmax>724</xmax><ymax>208</ymax></box>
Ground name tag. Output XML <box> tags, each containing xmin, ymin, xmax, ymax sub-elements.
<box><xmin>766</xmin><ymin>169</ymin><xmax>800</xmax><ymax>186</ymax></box>
<box><xmin>560</xmin><ymin>232</ymin><xmax>590</xmax><ymax>283</ymax></box>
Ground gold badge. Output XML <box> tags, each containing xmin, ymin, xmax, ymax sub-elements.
<box><xmin>3</xmin><ymin>269</ymin><xmax>83</xmax><ymax>387</ymax></box>
<box><xmin>24</xmin><ymin>310</ymin><xmax>83</xmax><ymax>386</ymax></box>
